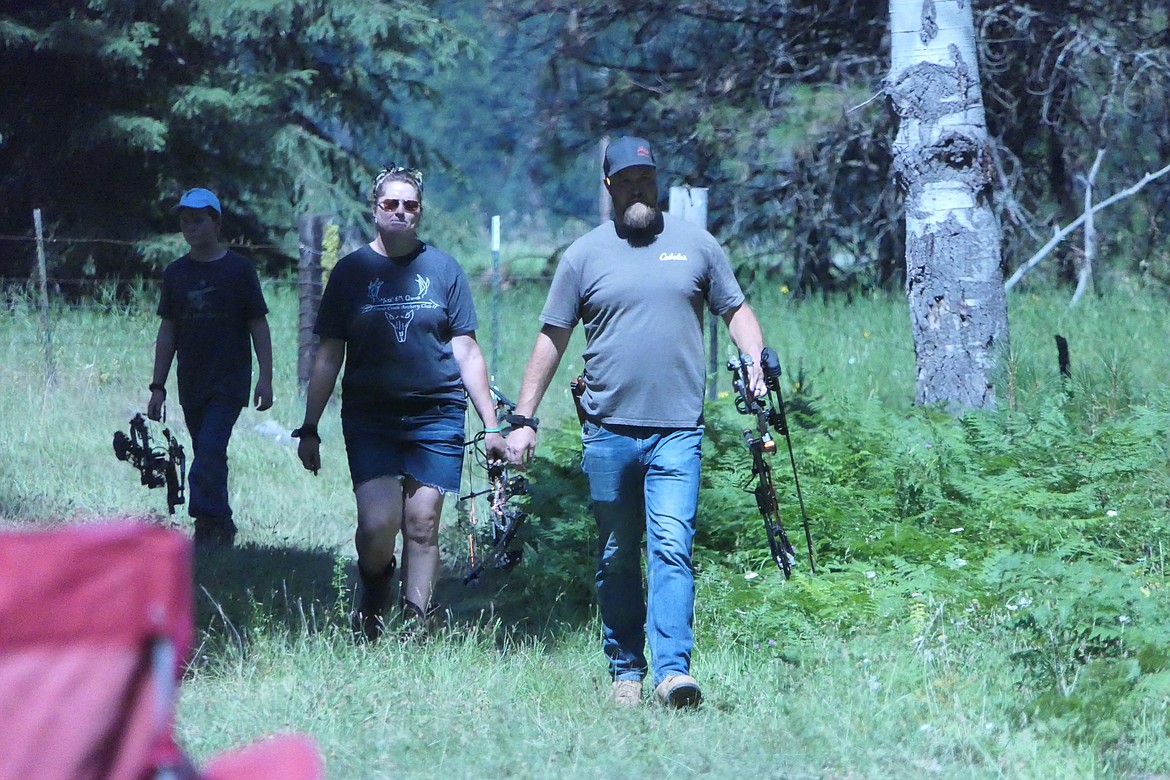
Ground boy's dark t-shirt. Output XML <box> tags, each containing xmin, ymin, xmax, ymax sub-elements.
<box><xmin>157</xmin><ymin>250</ymin><xmax>268</xmax><ymax>408</ymax></box>
<box><xmin>314</xmin><ymin>243</ymin><xmax>476</xmax><ymax>412</ymax></box>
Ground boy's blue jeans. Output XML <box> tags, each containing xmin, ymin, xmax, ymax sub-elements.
<box><xmin>181</xmin><ymin>402</ymin><xmax>242</xmax><ymax>522</ymax></box>
<box><xmin>581</xmin><ymin>422</ymin><xmax>703</xmax><ymax>687</ymax></box>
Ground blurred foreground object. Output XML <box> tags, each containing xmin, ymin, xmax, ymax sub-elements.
<box><xmin>0</xmin><ymin>521</ymin><xmax>323</xmax><ymax>780</ymax></box>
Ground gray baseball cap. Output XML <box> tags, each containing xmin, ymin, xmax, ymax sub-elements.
<box><xmin>603</xmin><ymin>137</ymin><xmax>656</xmax><ymax>177</ymax></box>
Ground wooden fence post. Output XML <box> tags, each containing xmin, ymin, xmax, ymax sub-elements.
<box><xmin>33</xmin><ymin>209</ymin><xmax>56</xmax><ymax>387</ymax></box>
<box><xmin>599</xmin><ymin>136</ymin><xmax>611</xmax><ymax>225</ymax></box>
<box><xmin>297</xmin><ymin>214</ymin><xmax>327</xmax><ymax>394</ymax></box>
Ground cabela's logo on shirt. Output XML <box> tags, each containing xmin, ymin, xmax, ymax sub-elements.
<box><xmin>360</xmin><ymin>275</ymin><xmax>440</xmax><ymax>342</ymax></box>
<box><xmin>659</xmin><ymin>252</ymin><xmax>688</xmax><ymax>262</ymax></box>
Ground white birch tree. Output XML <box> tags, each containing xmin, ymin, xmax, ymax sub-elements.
<box><xmin>887</xmin><ymin>0</ymin><xmax>1009</xmax><ymax>409</ymax></box>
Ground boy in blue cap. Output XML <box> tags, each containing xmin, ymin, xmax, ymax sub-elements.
<box><xmin>147</xmin><ymin>188</ymin><xmax>273</xmax><ymax>546</ymax></box>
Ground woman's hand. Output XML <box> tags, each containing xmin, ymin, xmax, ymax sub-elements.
<box><xmin>296</xmin><ymin>436</ymin><xmax>321</xmax><ymax>475</ymax></box>
<box><xmin>484</xmin><ymin>431</ymin><xmax>506</xmax><ymax>464</ymax></box>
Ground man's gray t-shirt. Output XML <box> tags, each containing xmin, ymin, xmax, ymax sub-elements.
<box><xmin>541</xmin><ymin>212</ymin><xmax>745</xmax><ymax>427</ymax></box>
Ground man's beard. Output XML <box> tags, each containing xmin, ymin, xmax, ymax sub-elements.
<box><xmin>621</xmin><ymin>202</ymin><xmax>657</xmax><ymax>230</ymax></box>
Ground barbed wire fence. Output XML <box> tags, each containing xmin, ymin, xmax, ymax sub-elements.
<box><xmin>6</xmin><ymin>191</ymin><xmax>725</xmax><ymax>395</ymax></box>
<box><xmin>3</xmin><ymin>212</ymin><xmax>555</xmax><ymax>394</ymax></box>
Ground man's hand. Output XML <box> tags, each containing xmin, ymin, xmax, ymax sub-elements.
<box><xmin>147</xmin><ymin>389</ymin><xmax>166</xmax><ymax>422</ymax></box>
<box><xmin>746</xmin><ymin>363</ymin><xmax>766</xmax><ymax>401</ymax></box>
<box><xmin>504</xmin><ymin>426</ymin><xmax>537</xmax><ymax>468</ymax></box>
<box><xmin>297</xmin><ymin>436</ymin><xmax>320</xmax><ymax>475</ymax></box>
<box><xmin>254</xmin><ymin>379</ymin><xmax>274</xmax><ymax>411</ymax></box>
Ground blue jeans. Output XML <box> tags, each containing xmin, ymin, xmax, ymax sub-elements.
<box><xmin>581</xmin><ymin>422</ymin><xmax>703</xmax><ymax>687</ymax></box>
<box><xmin>181</xmin><ymin>402</ymin><xmax>242</xmax><ymax>521</ymax></box>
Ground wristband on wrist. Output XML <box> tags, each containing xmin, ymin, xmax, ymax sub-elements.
<box><xmin>505</xmin><ymin>413</ymin><xmax>539</xmax><ymax>432</ymax></box>
<box><xmin>482</xmin><ymin>425</ymin><xmax>503</xmax><ymax>433</ymax></box>
<box><xmin>291</xmin><ymin>424</ymin><xmax>320</xmax><ymax>441</ymax></box>
<box><xmin>149</xmin><ymin>383</ymin><xmax>166</xmax><ymax>394</ymax></box>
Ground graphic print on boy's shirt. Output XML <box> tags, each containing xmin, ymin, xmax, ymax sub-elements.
<box><xmin>185</xmin><ymin>282</ymin><xmax>215</xmax><ymax>314</ymax></box>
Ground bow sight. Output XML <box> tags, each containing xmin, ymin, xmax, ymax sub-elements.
<box><xmin>112</xmin><ymin>413</ymin><xmax>186</xmax><ymax>514</ymax></box>
<box><xmin>727</xmin><ymin>348</ymin><xmax>816</xmax><ymax>578</ymax></box>
<box><xmin>459</xmin><ymin>383</ymin><xmax>529</xmax><ymax>585</ymax></box>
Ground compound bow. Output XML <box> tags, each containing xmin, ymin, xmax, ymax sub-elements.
<box><xmin>459</xmin><ymin>383</ymin><xmax>529</xmax><ymax>585</ymax></box>
<box><xmin>112</xmin><ymin>413</ymin><xmax>186</xmax><ymax>514</ymax></box>
<box><xmin>727</xmin><ymin>348</ymin><xmax>816</xmax><ymax>578</ymax></box>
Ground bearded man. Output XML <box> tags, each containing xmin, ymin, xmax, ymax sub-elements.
<box><xmin>504</xmin><ymin>136</ymin><xmax>767</xmax><ymax>709</ymax></box>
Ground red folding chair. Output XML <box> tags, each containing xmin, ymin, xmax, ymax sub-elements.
<box><xmin>0</xmin><ymin>521</ymin><xmax>323</xmax><ymax>780</ymax></box>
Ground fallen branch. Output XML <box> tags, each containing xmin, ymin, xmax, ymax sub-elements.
<box><xmin>1069</xmin><ymin>149</ymin><xmax>1105</xmax><ymax>307</ymax></box>
<box><xmin>1004</xmin><ymin>158</ymin><xmax>1170</xmax><ymax>290</ymax></box>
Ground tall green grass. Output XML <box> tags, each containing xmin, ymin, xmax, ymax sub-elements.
<box><xmin>2</xmin><ymin>281</ymin><xmax>1168</xmax><ymax>778</ymax></box>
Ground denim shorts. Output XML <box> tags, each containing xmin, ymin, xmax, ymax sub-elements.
<box><xmin>341</xmin><ymin>403</ymin><xmax>466</xmax><ymax>493</ymax></box>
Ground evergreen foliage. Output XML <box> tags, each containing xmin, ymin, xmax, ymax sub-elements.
<box><xmin>512</xmin><ymin>378</ymin><xmax>1170</xmax><ymax>746</ymax></box>
<box><xmin>0</xmin><ymin>0</ymin><xmax>470</xmax><ymax>280</ymax></box>
<box><xmin>4</xmin><ymin>3</ymin><xmax>1169</xmax><ymax>299</ymax></box>
<box><xmin>495</xmin><ymin>1</ymin><xmax>1170</xmax><ymax>295</ymax></box>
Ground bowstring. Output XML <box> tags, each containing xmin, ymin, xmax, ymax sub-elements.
<box><xmin>461</xmin><ymin>405</ymin><xmax>490</xmax><ymax>576</ymax></box>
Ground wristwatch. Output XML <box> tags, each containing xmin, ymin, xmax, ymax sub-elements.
<box><xmin>505</xmin><ymin>413</ymin><xmax>539</xmax><ymax>432</ymax></box>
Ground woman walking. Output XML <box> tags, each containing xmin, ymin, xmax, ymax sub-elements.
<box><xmin>294</xmin><ymin>165</ymin><xmax>504</xmax><ymax>640</ymax></box>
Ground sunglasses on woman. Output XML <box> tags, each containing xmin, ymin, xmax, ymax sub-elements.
<box><xmin>377</xmin><ymin>198</ymin><xmax>421</xmax><ymax>213</ymax></box>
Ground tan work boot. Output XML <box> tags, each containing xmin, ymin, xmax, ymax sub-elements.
<box><xmin>654</xmin><ymin>674</ymin><xmax>702</xmax><ymax>709</ymax></box>
<box><xmin>612</xmin><ymin>679</ymin><xmax>643</xmax><ymax>707</ymax></box>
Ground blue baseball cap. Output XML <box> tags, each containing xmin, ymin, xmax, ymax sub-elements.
<box><xmin>176</xmin><ymin>188</ymin><xmax>221</xmax><ymax>214</ymax></box>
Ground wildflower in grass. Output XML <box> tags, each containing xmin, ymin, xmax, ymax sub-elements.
<box><xmin>780</xmin><ymin>284</ymin><xmax>789</xmax><ymax>294</ymax></box>
<box><xmin>1006</xmin><ymin>594</ymin><xmax>1034</xmax><ymax>611</ymax></box>
<box><xmin>1106</xmin><ymin>509</ymin><xmax>1119</xmax><ymax>517</ymax></box>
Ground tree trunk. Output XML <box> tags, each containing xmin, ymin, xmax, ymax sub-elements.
<box><xmin>887</xmin><ymin>0</ymin><xmax>1009</xmax><ymax>410</ymax></box>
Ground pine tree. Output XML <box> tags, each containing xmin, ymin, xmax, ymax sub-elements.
<box><xmin>0</xmin><ymin>1</ymin><xmax>471</xmax><ymax>279</ymax></box>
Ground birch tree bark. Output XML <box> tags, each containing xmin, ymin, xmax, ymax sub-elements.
<box><xmin>887</xmin><ymin>0</ymin><xmax>1009</xmax><ymax>409</ymax></box>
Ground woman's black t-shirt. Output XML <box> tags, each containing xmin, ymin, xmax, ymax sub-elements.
<box><xmin>314</xmin><ymin>243</ymin><xmax>477</xmax><ymax>412</ymax></box>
